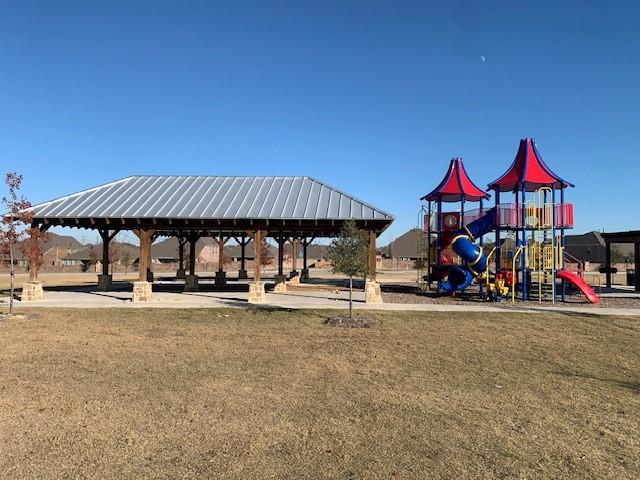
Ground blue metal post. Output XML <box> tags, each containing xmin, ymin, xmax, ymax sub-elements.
<box><xmin>551</xmin><ymin>187</ymin><xmax>557</xmax><ymax>303</ymax></box>
<box><xmin>495</xmin><ymin>189</ymin><xmax>501</xmax><ymax>270</ymax></box>
<box><xmin>436</xmin><ymin>198</ymin><xmax>442</xmax><ymax>292</ymax></box>
<box><xmin>427</xmin><ymin>200</ymin><xmax>432</xmax><ymax>290</ymax></box>
<box><xmin>515</xmin><ymin>189</ymin><xmax>520</xmax><ymax>248</ymax></box>
<box><xmin>479</xmin><ymin>198</ymin><xmax>484</xmax><ymax>297</ymax></box>
<box><xmin>427</xmin><ymin>200</ymin><xmax>435</xmax><ymax>291</ymax></box>
<box><xmin>521</xmin><ymin>183</ymin><xmax>527</xmax><ymax>302</ymax></box>
<box><xmin>543</xmin><ymin>189</ymin><xmax>549</xmax><ymax>301</ymax></box>
<box><xmin>560</xmin><ymin>188</ymin><xmax>566</xmax><ymax>301</ymax></box>
<box><xmin>460</xmin><ymin>195</ymin><xmax>465</xmax><ymax>270</ymax></box>
<box><xmin>542</xmin><ymin>190</ymin><xmax>549</xmax><ymax>243</ymax></box>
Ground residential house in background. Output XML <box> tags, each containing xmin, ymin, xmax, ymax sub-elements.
<box><xmin>9</xmin><ymin>233</ymin><xmax>83</xmax><ymax>269</ymax></box>
<box><xmin>565</xmin><ymin>231</ymin><xmax>634</xmax><ymax>264</ymax></box>
<box><xmin>379</xmin><ymin>229</ymin><xmax>422</xmax><ymax>261</ymax></box>
<box><xmin>63</xmin><ymin>243</ymin><xmax>139</xmax><ymax>271</ymax></box>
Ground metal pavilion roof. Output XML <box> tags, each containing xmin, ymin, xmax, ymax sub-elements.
<box><xmin>29</xmin><ymin>176</ymin><xmax>394</xmax><ymax>223</ymax></box>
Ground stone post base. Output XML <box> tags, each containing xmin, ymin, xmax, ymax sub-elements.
<box><xmin>289</xmin><ymin>275</ymin><xmax>300</xmax><ymax>286</ymax></box>
<box><xmin>365</xmin><ymin>280</ymin><xmax>383</xmax><ymax>304</ymax></box>
<box><xmin>248</xmin><ymin>282</ymin><xmax>266</xmax><ymax>303</ymax></box>
<box><xmin>215</xmin><ymin>271</ymin><xmax>227</xmax><ymax>285</ymax></box>
<box><xmin>176</xmin><ymin>268</ymin><xmax>186</xmax><ymax>279</ymax></box>
<box><xmin>238</xmin><ymin>269</ymin><xmax>248</xmax><ymax>279</ymax></box>
<box><xmin>97</xmin><ymin>274</ymin><xmax>112</xmax><ymax>292</ymax></box>
<box><xmin>132</xmin><ymin>281</ymin><xmax>152</xmax><ymax>302</ymax></box>
<box><xmin>273</xmin><ymin>275</ymin><xmax>287</xmax><ymax>293</ymax></box>
<box><xmin>21</xmin><ymin>281</ymin><xmax>44</xmax><ymax>302</ymax></box>
<box><xmin>301</xmin><ymin>268</ymin><xmax>310</xmax><ymax>280</ymax></box>
<box><xmin>185</xmin><ymin>275</ymin><xmax>199</xmax><ymax>292</ymax></box>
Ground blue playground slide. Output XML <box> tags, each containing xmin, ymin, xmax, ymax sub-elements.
<box><xmin>440</xmin><ymin>208</ymin><xmax>497</xmax><ymax>293</ymax></box>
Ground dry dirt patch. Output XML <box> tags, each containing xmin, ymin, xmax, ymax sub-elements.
<box><xmin>324</xmin><ymin>315</ymin><xmax>379</xmax><ymax>328</ymax></box>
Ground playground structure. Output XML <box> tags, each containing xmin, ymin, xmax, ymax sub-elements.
<box><xmin>418</xmin><ymin>138</ymin><xmax>600</xmax><ymax>304</ymax></box>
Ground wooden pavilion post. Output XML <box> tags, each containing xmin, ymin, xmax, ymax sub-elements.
<box><xmin>605</xmin><ymin>241</ymin><xmax>612</xmax><ymax>288</ymax></box>
<box><xmin>274</xmin><ymin>234</ymin><xmax>287</xmax><ymax>292</ymax></box>
<box><xmin>368</xmin><ymin>230</ymin><xmax>377</xmax><ymax>281</ymax></box>
<box><xmin>135</xmin><ymin>229</ymin><xmax>154</xmax><ymax>282</ymax></box>
<box><xmin>97</xmin><ymin>228</ymin><xmax>119</xmax><ymax>291</ymax></box>
<box><xmin>22</xmin><ymin>231</ymin><xmax>42</xmax><ymax>301</ymax></box>
<box><xmin>289</xmin><ymin>237</ymin><xmax>300</xmax><ymax>285</ymax></box>
<box><xmin>300</xmin><ymin>237</ymin><xmax>314</xmax><ymax>280</ymax></box>
<box><xmin>635</xmin><ymin>242</ymin><xmax>640</xmax><ymax>293</ymax></box>
<box><xmin>302</xmin><ymin>239</ymin><xmax>308</xmax><ymax>272</ymax></box>
<box><xmin>185</xmin><ymin>231</ymin><xmax>199</xmax><ymax>291</ymax></box>
<box><xmin>248</xmin><ymin>229</ymin><xmax>266</xmax><ymax>303</ymax></box>
<box><xmin>277</xmin><ymin>237</ymin><xmax>284</xmax><ymax>276</ymax></box>
<box><xmin>21</xmin><ymin>225</ymin><xmax>46</xmax><ymax>302</ymax></box>
<box><xmin>253</xmin><ymin>230</ymin><xmax>262</xmax><ymax>282</ymax></box>
<box><xmin>28</xmin><ymin>232</ymin><xmax>39</xmax><ymax>282</ymax></box>
<box><xmin>290</xmin><ymin>238</ymin><xmax>299</xmax><ymax>275</ymax></box>
<box><xmin>365</xmin><ymin>229</ymin><xmax>382</xmax><ymax>304</ymax></box>
<box><xmin>176</xmin><ymin>236</ymin><xmax>187</xmax><ymax>279</ymax></box>
<box><xmin>189</xmin><ymin>234</ymin><xmax>197</xmax><ymax>276</ymax></box>
<box><xmin>147</xmin><ymin>232</ymin><xmax>158</xmax><ymax>283</ymax></box>
<box><xmin>132</xmin><ymin>228</ymin><xmax>154</xmax><ymax>302</ymax></box>
<box><xmin>240</xmin><ymin>239</ymin><xmax>246</xmax><ymax>276</ymax></box>
<box><xmin>216</xmin><ymin>232</ymin><xmax>227</xmax><ymax>285</ymax></box>
<box><xmin>238</xmin><ymin>235</ymin><xmax>249</xmax><ymax>279</ymax></box>
<box><xmin>178</xmin><ymin>237</ymin><xmax>185</xmax><ymax>270</ymax></box>
<box><xmin>101</xmin><ymin>234</ymin><xmax>109</xmax><ymax>276</ymax></box>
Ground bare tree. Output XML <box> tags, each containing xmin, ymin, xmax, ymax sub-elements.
<box><xmin>259</xmin><ymin>238</ymin><xmax>273</xmax><ymax>267</ymax></box>
<box><xmin>109</xmin><ymin>241</ymin><xmax>122</xmax><ymax>274</ymax></box>
<box><xmin>120</xmin><ymin>250</ymin><xmax>132</xmax><ymax>275</ymax></box>
<box><xmin>0</xmin><ymin>173</ymin><xmax>35</xmax><ymax>314</ymax></box>
<box><xmin>21</xmin><ymin>225</ymin><xmax>47</xmax><ymax>278</ymax></box>
<box><xmin>88</xmin><ymin>246</ymin><xmax>98</xmax><ymax>272</ymax></box>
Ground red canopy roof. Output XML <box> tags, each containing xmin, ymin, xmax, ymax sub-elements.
<box><xmin>488</xmin><ymin>138</ymin><xmax>574</xmax><ymax>192</ymax></box>
<box><xmin>421</xmin><ymin>158</ymin><xmax>490</xmax><ymax>202</ymax></box>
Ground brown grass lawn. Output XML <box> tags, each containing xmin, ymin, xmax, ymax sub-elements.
<box><xmin>0</xmin><ymin>309</ymin><xmax>638</xmax><ymax>479</ymax></box>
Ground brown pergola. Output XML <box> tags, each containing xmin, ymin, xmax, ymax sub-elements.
<box><xmin>601</xmin><ymin>230</ymin><xmax>640</xmax><ymax>292</ymax></box>
<box><xmin>24</xmin><ymin>176</ymin><xmax>394</xmax><ymax>303</ymax></box>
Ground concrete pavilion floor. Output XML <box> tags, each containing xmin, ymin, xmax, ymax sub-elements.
<box><xmin>3</xmin><ymin>277</ymin><xmax>640</xmax><ymax>317</ymax></box>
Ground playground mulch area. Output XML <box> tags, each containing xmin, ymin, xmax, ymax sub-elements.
<box><xmin>1</xmin><ymin>308</ymin><xmax>639</xmax><ymax>479</ymax></box>
<box><xmin>382</xmin><ymin>288</ymin><xmax>640</xmax><ymax>310</ymax></box>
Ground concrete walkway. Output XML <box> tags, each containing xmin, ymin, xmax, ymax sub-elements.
<box><xmin>3</xmin><ymin>287</ymin><xmax>639</xmax><ymax>317</ymax></box>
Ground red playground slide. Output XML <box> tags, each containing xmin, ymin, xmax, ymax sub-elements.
<box><xmin>557</xmin><ymin>270</ymin><xmax>600</xmax><ymax>304</ymax></box>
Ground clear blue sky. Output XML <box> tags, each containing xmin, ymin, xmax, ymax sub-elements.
<box><xmin>1</xmin><ymin>0</ymin><xmax>639</xmax><ymax>245</ymax></box>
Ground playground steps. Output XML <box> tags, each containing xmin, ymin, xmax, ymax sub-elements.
<box><xmin>525</xmin><ymin>281</ymin><xmax>555</xmax><ymax>301</ymax></box>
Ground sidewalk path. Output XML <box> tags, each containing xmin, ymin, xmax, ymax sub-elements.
<box><xmin>4</xmin><ymin>288</ymin><xmax>639</xmax><ymax>317</ymax></box>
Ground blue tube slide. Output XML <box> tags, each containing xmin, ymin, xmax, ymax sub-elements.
<box><xmin>440</xmin><ymin>208</ymin><xmax>497</xmax><ymax>293</ymax></box>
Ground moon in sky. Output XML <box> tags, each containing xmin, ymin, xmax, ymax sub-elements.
<box><xmin>480</xmin><ymin>55</ymin><xmax>486</xmax><ymax>62</ymax></box>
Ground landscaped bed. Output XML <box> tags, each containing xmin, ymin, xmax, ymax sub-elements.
<box><xmin>381</xmin><ymin>286</ymin><xmax>640</xmax><ymax>309</ymax></box>
<box><xmin>1</xmin><ymin>308</ymin><xmax>638</xmax><ymax>479</ymax></box>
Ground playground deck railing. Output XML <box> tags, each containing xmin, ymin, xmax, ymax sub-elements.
<box><xmin>422</xmin><ymin>203</ymin><xmax>574</xmax><ymax>232</ymax></box>
<box><xmin>496</xmin><ymin>203</ymin><xmax>574</xmax><ymax>228</ymax></box>
<box><xmin>423</xmin><ymin>213</ymin><xmax>484</xmax><ymax>231</ymax></box>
